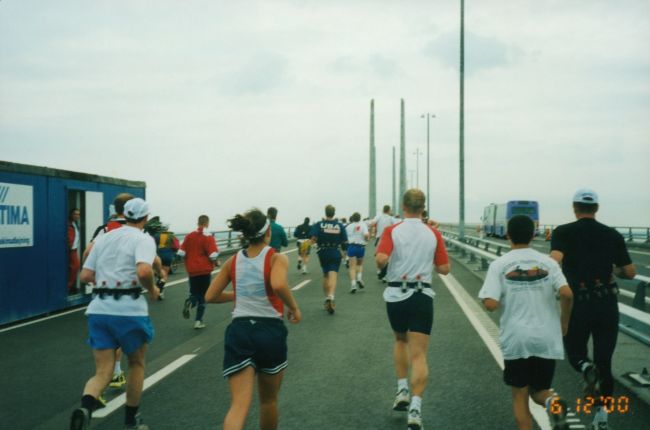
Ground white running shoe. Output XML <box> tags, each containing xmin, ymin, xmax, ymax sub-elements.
<box><xmin>407</xmin><ymin>408</ymin><xmax>423</xmax><ymax>430</ymax></box>
<box><xmin>393</xmin><ymin>388</ymin><xmax>410</xmax><ymax>411</ymax></box>
<box><xmin>194</xmin><ymin>321</ymin><xmax>206</xmax><ymax>329</ymax></box>
<box><xmin>350</xmin><ymin>284</ymin><xmax>357</xmax><ymax>294</ymax></box>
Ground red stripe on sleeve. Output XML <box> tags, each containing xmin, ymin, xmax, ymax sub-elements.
<box><xmin>376</xmin><ymin>224</ymin><xmax>397</xmax><ymax>256</ymax></box>
<box><xmin>431</xmin><ymin>229</ymin><xmax>449</xmax><ymax>266</ymax></box>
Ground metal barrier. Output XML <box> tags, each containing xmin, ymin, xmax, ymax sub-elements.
<box><xmin>442</xmin><ymin>232</ymin><xmax>650</xmax><ymax>348</ymax></box>
<box><xmin>538</xmin><ymin>225</ymin><xmax>650</xmax><ymax>243</ymax></box>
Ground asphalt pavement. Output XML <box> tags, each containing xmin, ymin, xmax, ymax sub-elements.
<box><xmin>1</xmin><ymin>244</ymin><xmax>649</xmax><ymax>429</ymax></box>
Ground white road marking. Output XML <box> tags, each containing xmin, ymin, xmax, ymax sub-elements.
<box><xmin>629</xmin><ymin>249</ymin><xmax>650</xmax><ymax>256</ymax></box>
<box><xmin>439</xmin><ymin>273</ymin><xmax>555</xmax><ymax>430</ymax></box>
<box><xmin>0</xmin><ymin>307</ymin><xmax>88</xmax><ymax>333</ymax></box>
<box><xmin>291</xmin><ymin>280</ymin><xmax>311</xmax><ymax>291</ymax></box>
<box><xmin>93</xmin><ymin>354</ymin><xmax>197</xmax><ymax>418</ymax></box>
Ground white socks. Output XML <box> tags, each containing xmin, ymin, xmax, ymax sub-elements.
<box><xmin>351</xmin><ymin>280</ymin><xmax>357</xmax><ymax>287</ymax></box>
<box><xmin>114</xmin><ymin>361</ymin><xmax>121</xmax><ymax>374</ymax></box>
<box><xmin>397</xmin><ymin>378</ymin><xmax>409</xmax><ymax>392</ymax></box>
<box><xmin>356</xmin><ymin>272</ymin><xmax>363</xmax><ymax>281</ymax></box>
<box><xmin>410</xmin><ymin>396</ymin><xmax>422</xmax><ymax>412</ymax></box>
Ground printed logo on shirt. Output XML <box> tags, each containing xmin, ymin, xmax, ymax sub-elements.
<box><xmin>322</xmin><ymin>223</ymin><xmax>340</xmax><ymax>234</ymax></box>
<box><xmin>505</xmin><ymin>266</ymin><xmax>549</xmax><ymax>282</ymax></box>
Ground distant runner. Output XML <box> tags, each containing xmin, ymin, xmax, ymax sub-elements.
<box><xmin>371</xmin><ymin>205</ymin><xmax>397</xmax><ymax>282</ymax></box>
<box><xmin>293</xmin><ymin>217</ymin><xmax>312</xmax><ymax>275</ymax></box>
<box><xmin>310</xmin><ymin>205</ymin><xmax>348</xmax><ymax>314</ymax></box>
<box><xmin>345</xmin><ymin>212</ymin><xmax>369</xmax><ymax>293</ymax></box>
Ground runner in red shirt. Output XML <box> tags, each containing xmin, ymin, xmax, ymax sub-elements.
<box><xmin>178</xmin><ymin>215</ymin><xmax>219</xmax><ymax>329</ymax></box>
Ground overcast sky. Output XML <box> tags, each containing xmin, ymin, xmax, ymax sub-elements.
<box><xmin>1</xmin><ymin>0</ymin><xmax>649</xmax><ymax>232</ymax></box>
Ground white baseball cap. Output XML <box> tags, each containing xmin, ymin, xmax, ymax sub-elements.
<box><xmin>572</xmin><ymin>188</ymin><xmax>598</xmax><ymax>204</ymax></box>
<box><xmin>124</xmin><ymin>198</ymin><xmax>150</xmax><ymax>219</ymax></box>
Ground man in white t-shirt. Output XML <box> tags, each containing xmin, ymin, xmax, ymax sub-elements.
<box><xmin>345</xmin><ymin>212</ymin><xmax>370</xmax><ymax>293</ymax></box>
<box><xmin>479</xmin><ymin>215</ymin><xmax>573</xmax><ymax>430</ymax></box>
<box><xmin>70</xmin><ymin>198</ymin><xmax>159</xmax><ymax>430</ymax></box>
<box><xmin>376</xmin><ymin>189</ymin><xmax>450</xmax><ymax>430</ymax></box>
<box><xmin>371</xmin><ymin>205</ymin><xmax>397</xmax><ymax>282</ymax></box>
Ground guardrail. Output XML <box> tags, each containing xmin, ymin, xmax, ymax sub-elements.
<box><xmin>175</xmin><ymin>226</ymin><xmax>297</xmax><ymax>256</ymax></box>
<box><xmin>538</xmin><ymin>225</ymin><xmax>650</xmax><ymax>243</ymax></box>
<box><xmin>441</xmin><ymin>231</ymin><xmax>650</xmax><ymax>348</ymax></box>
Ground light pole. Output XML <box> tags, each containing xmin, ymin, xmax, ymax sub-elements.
<box><xmin>420</xmin><ymin>113</ymin><xmax>435</xmax><ymax>215</ymax></box>
<box><xmin>413</xmin><ymin>148</ymin><xmax>423</xmax><ymax>188</ymax></box>
<box><xmin>408</xmin><ymin>170</ymin><xmax>415</xmax><ymax>188</ymax></box>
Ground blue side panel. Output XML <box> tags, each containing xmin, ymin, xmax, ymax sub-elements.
<box><xmin>0</xmin><ymin>172</ymin><xmax>146</xmax><ymax>326</ymax></box>
<box><xmin>0</xmin><ymin>171</ymin><xmax>48</xmax><ymax>325</ymax></box>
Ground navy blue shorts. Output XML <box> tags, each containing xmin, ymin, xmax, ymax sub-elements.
<box><xmin>223</xmin><ymin>317</ymin><xmax>288</xmax><ymax>378</ymax></box>
<box><xmin>347</xmin><ymin>244</ymin><xmax>366</xmax><ymax>259</ymax></box>
<box><xmin>317</xmin><ymin>249</ymin><xmax>342</xmax><ymax>274</ymax></box>
<box><xmin>386</xmin><ymin>293</ymin><xmax>434</xmax><ymax>335</ymax></box>
<box><xmin>86</xmin><ymin>314</ymin><xmax>154</xmax><ymax>354</ymax></box>
<box><xmin>504</xmin><ymin>357</ymin><xmax>556</xmax><ymax>390</ymax></box>
<box><xmin>189</xmin><ymin>274</ymin><xmax>211</xmax><ymax>296</ymax></box>
<box><xmin>158</xmin><ymin>249</ymin><xmax>175</xmax><ymax>267</ymax></box>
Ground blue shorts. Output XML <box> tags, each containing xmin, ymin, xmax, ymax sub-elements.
<box><xmin>347</xmin><ymin>244</ymin><xmax>366</xmax><ymax>259</ymax></box>
<box><xmin>158</xmin><ymin>249</ymin><xmax>175</xmax><ymax>267</ymax></box>
<box><xmin>223</xmin><ymin>317</ymin><xmax>288</xmax><ymax>378</ymax></box>
<box><xmin>87</xmin><ymin>314</ymin><xmax>154</xmax><ymax>354</ymax></box>
<box><xmin>317</xmin><ymin>249</ymin><xmax>342</xmax><ymax>274</ymax></box>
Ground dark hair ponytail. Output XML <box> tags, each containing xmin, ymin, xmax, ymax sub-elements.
<box><xmin>228</xmin><ymin>209</ymin><xmax>268</xmax><ymax>244</ymax></box>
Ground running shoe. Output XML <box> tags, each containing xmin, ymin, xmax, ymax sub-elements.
<box><xmin>357</xmin><ymin>280</ymin><xmax>365</xmax><ymax>289</ymax></box>
<box><xmin>590</xmin><ymin>422</ymin><xmax>608</xmax><ymax>430</ymax></box>
<box><xmin>548</xmin><ymin>398</ymin><xmax>569</xmax><ymax>430</ymax></box>
<box><xmin>407</xmin><ymin>408</ymin><xmax>423</xmax><ymax>430</ymax></box>
<box><xmin>392</xmin><ymin>388</ymin><xmax>410</xmax><ymax>411</ymax></box>
<box><xmin>194</xmin><ymin>320</ymin><xmax>206</xmax><ymax>329</ymax></box>
<box><xmin>324</xmin><ymin>298</ymin><xmax>335</xmax><ymax>314</ymax></box>
<box><xmin>158</xmin><ymin>290</ymin><xmax>165</xmax><ymax>300</ymax></box>
<box><xmin>302</xmin><ymin>267</ymin><xmax>308</xmax><ymax>275</ymax></box>
<box><xmin>69</xmin><ymin>407</ymin><xmax>90</xmax><ymax>430</ymax></box>
<box><xmin>109</xmin><ymin>371</ymin><xmax>126</xmax><ymax>388</ymax></box>
<box><xmin>297</xmin><ymin>260</ymin><xmax>302</xmax><ymax>270</ymax></box>
<box><xmin>582</xmin><ymin>362</ymin><xmax>601</xmax><ymax>397</ymax></box>
<box><xmin>96</xmin><ymin>394</ymin><xmax>107</xmax><ymax>409</ymax></box>
<box><xmin>350</xmin><ymin>285</ymin><xmax>357</xmax><ymax>294</ymax></box>
<box><xmin>124</xmin><ymin>413</ymin><xmax>149</xmax><ymax>430</ymax></box>
<box><xmin>182</xmin><ymin>298</ymin><xmax>192</xmax><ymax>319</ymax></box>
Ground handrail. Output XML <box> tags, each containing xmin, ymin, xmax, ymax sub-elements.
<box><xmin>442</xmin><ymin>233</ymin><xmax>650</xmax><ymax>347</ymax></box>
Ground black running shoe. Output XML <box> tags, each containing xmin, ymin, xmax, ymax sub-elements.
<box><xmin>357</xmin><ymin>280</ymin><xmax>365</xmax><ymax>289</ymax></box>
<box><xmin>582</xmin><ymin>362</ymin><xmax>601</xmax><ymax>397</ymax></box>
<box><xmin>182</xmin><ymin>298</ymin><xmax>192</xmax><ymax>319</ymax></box>
<box><xmin>70</xmin><ymin>407</ymin><xmax>90</xmax><ymax>430</ymax></box>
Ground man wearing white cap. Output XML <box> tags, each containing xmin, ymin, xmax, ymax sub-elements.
<box><xmin>70</xmin><ymin>198</ymin><xmax>159</xmax><ymax>430</ymax></box>
<box><xmin>550</xmin><ymin>189</ymin><xmax>636</xmax><ymax>430</ymax></box>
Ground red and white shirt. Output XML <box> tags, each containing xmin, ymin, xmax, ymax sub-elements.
<box><xmin>377</xmin><ymin>218</ymin><xmax>449</xmax><ymax>302</ymax></box>
<box><xmin>230</xmin><ymin>246</ymin><xmax>283</xmax><ymax>319</ymax></box>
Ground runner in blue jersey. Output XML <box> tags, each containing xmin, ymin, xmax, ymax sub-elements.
<box><xmin>310</xmin><ymin>204</ymin><xmax>348</xmax><ymax>314</ymax></box>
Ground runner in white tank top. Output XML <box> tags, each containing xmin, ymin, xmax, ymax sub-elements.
<box><xmin>205</xmin><ymin>209</ymin><xmax>301</xmax><ymax>430</ymax></box>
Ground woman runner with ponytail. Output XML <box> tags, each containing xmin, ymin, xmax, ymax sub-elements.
<box><xmin>206</xmin><ymin>208</ymin><xmax>301</xmax><ymax>430</ymax></box>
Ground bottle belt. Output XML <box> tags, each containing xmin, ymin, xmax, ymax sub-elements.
<box><xmin>92</xmin><ymin>287</ymin><xmax>144</xmax><ymax>300</ymax></box>
<box><xmin>574</xmin><ymin>283</ymin><xmax>618</xmax><ymax>301</ymax></box>
<box><xmin>387</xmin><ymin>281</ymin><xmax>431</xmax><ymax>292</ymax></box>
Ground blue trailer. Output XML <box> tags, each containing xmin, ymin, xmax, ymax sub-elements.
<box><xmin>0</xmin><ymin>161</ymin><xmax>146</xmax><ymax>326</ymax></box>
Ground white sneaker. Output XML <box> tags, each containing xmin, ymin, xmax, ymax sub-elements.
<box><xmin>302</xmin><ymin>267</ymin><xmax>308</xmax><ymax>275</ymax></box>
<box><xmin>350</xmin><ymin>285</ymin><xmax>357</xmax><ymax>294</ymax></box>
<box><xmin>407</xmin><ymin>408</ymin><xmax>423</xmax><ymax>429</ymax></box>
<box><xmin>393</xmin><ymin>388</ymin><xmax>410</xmax><ymax>411</ymax></box>
<box><xmin>194</xmin><ymin>321</ymin><xmax>206</xmax><ymax>329</ymax></box>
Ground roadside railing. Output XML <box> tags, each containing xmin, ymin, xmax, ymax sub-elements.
<box><xmin>539</xmin><ymin>225</ymin><xmax>650</xmax><ymax>243</ymax></box>
<box><xmin>441</xmin><ymin>231</ymin><xmax>650</xmax><ymax>348</ymax></box>
<box><xmin>175</xmin><ymin>226</ymin><xmax>296</xmax><ymax>256</ymax></box>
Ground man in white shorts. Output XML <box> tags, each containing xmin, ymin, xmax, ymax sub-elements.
<box><xmin>376</xmin><ymin>189</ymin><xmax>450</xmax><ymax>430</ymax></box>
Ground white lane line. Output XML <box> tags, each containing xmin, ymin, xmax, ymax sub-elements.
<box><xmin>292</xmin><ymin>280</ymin><xmax>311</xmax><ymax>291</ymax></box>
<box><xmin>0</xmin><ymin>307</ymin><xmax>88</xmax><ymax>333</ymax></box>
<box><xmin>439</xmin><ymin>273</ymin><xmax>553</xmax><ymax>430</ymax></box>
<box><xmin>629</xmin><ymin>249</ymin><xmax>650</xmax><ymax>256</ymax></box>
<box><xmin>93</xmin><ymin>354</ymin><xmax>197</xmax><ymax>418</ymax></box>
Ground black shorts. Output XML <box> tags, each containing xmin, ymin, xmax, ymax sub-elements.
<box><xmin>158</xmin><ymin>249</ymin><xmax>175</xmax><ymax>267</ymax></box>
<box><xmin>189</xmin><ymin>274</ymin><xmax>211</xmax><ymax>296</ymax></box>
<box><xmin>503</xmin><ymin>357</ymin><xmax>556</xmax><ymax>390</ymax></box>
<box><xmin>223</xmin><ymin>317</ymin><xmax>288</xmax><ymax>378</ymax></box>
<box><xmin>386</xmin><ymin>293</ymin><xmax>434</xmax><ymax>335</ymax></box>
